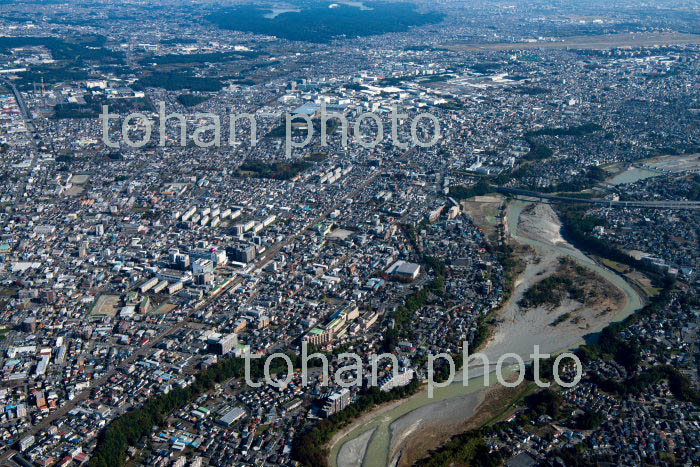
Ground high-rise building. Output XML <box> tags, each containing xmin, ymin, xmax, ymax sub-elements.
<box><xmin>228</xmin><ymin>243</ymin><xmax>256</xmax><ymax>263</ymax></box>
<box><xmin>322</xmin><ymin>388</ymin><xmax>351</xmax><ymax>417</ymax></box>
<box><xmin>194</xmin><ymin>272</ymin><xmax>213</xmax><ymax>286</ymax></box>
<box><xmin>192</xmin><ymin>258</ymin><xmax>214</xmax><ymax>274</ymax></box>
<box><xmin>207</xmin><ymin>333</ymin><xmax>238</xmax><ymax>355</ymax></box>
<box><xmin>21</xmin><ymin>317</ymin><xmax>36</xmax><ymax>333</ymax></box>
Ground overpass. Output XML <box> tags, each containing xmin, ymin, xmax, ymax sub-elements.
<box><xmin>493</xmin><ymin>186</ymin><xmax>700</xmax><ymax>210</ymax></box>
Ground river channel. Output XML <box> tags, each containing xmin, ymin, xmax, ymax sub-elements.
<box><xmin>332</xmin><ymin>199</ymin><xmax>643</xmax><ymax>467</ymax></box>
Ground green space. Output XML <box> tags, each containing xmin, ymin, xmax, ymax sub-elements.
<box><xmin>176</xmin><ymin>93</ymin><xmax>211</xmax><ymax>107</ymax></box>
<box><xmin>0</xmin><ymin>35</ymin><xmax>125</xmax><ymax>89</ymax></box>
<box><xmin>135</xmin><ymin>72</ymin><xmax>224</xmax><ymax>92</ymax></box>
<box><xmin>236</xmin><ymin>160</ymin><xmax>312</xmax><ymax>180</ymax></box>
<box><xmin>470</xmin><ymin>62</ymin><xmax>503</xmax><ymax>74</ymax></box>
<box><xmin>15</xmin><ymin>65</ymin><xmax>90</xmax><ymax>89</ymax></box>
<box><xmin>413</xmin><ymin>429</ymin><xmax>498</xmax><ymax>467</ymax></box>
<box><xmin>551</xmin><ymin>311</ymin><xmax>572</xmax><ymax>326</ymax></box>
<box><xmin>527</xmin><ymin>122</ymin><xmax>602</xmax><ymax>138</ymax></box>
<box><xmin>140</xmin><ymin>51</ymin><xmax>259</xmax><ymax>66</ymax></box>
<box><xmin>519</xmin><ymin>275</ymin><xmax>584</xmax><ymax>309</ymax></box>
<box><xmin>53</xmin><ymin>95</ymin><xmax>150</xmax><ymax>119</ymax></box>
<box><xmin>516</xmin><ymin>122</ymin><xmax>602</xmax><ymax>163</ymax></box>
<box><xmin>512</xmin><ymin>86</ymin><xmax>550</xmax><ymax>95</ymax></box>
<box><xmin>448</xmin><ymin>180</ymin><xmax>492</xmax><ymax>200</ymax></box>
<box><xmin>0</xmin><ymin>35</ymin><xmax>122</xmax><ymax>63</ymax></box>
<box><xmin>207</xmin><ymin>3</ymin><xmax>443</xmax><ymax>43</ymax></box>
<box><xmin>435</xmin><ymin>100</ymin><xmax>466</xmax><ymax>111</ymax></box>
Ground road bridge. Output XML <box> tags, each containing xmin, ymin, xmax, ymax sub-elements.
<box><xmin>493</xmin><ymin>186</ymin><xmax>700</xmax><ymax>210</ymax></box>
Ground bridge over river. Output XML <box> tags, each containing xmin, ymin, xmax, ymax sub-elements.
<box><xmin>493</xmin><ymin>186</ymin><xmax>700</xmax><ymax>210</ymax></box>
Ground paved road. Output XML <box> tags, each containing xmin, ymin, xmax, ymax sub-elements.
<box><xmin>494</xmin><ymin>186</ymin><xmax>700</xmax><ymax>210</ymax></box>
<box><xmin>0</xmin><ymin>157</ymin><xmax>389</xmax><ymax>461</ymax></box>
<box><xmin>0</xmin><ymin>77</ymin><xmax>47</xmax><ymax>195</ymax></box>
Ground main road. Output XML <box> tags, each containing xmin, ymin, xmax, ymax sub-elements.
<box><xmin>0</xmin><ymin>76</ymin><xmax>49</xmax><ymax>195</ymax></box>
<box><xmin>0</xmin><ymin>146</ymin><xmax>404</xmax><ymax>462</ymax></box>
<box><xmin>493</xmin><ymin>186</ymin><xmax>700</xmax><ymax>210</ymax></box>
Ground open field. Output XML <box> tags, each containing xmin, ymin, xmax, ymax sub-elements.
<box><xmin>460</xmin><ymin>195</ymin><xmax>504</xmax><ymax>245</ymax></box>
<box><xmin>390</xmin><ymin>388</ymin><xmax>485</xmax><ymax>466</ymax></box>
<box><xmin>518</xmin><ymin>203</ymin><xmax>565</xmax><ymax>246</ymax></box>
<box><xmin>600</xmin><ymin>258</ymin><xmax>660</xmax><ymax>297</ymax></box>
<box><xmin>605</xmin><ymin>153</ymin><xmax>700</xmax><ymax>185</ymax></box>
<box><xmin>445</xmin><ymin>32</ymin><xmax>700</xmax><ymax>52</ymax></box>
<box><xmin>517</xmin><ymin>257</ymin><xmax>627</xmax><ymax>325</ymax></box>
<box><xmin>151</xmin><ymin>303</ymin><xmax>178</xmax><ymax>315</ymax></box>
<box><xmin>90</xmin><ymin>294</ymin><xmax>120</xmax><ymax>318</ymax></box>
<box><xmin>337</xmin><ymin>428</ymin><xmax>375</xmax><ymax>467</ymax></box>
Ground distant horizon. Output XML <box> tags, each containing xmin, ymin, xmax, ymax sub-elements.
<box><xmin>0</xmin><ymin>0</ymin><xmax>698</xmax><ymax>466</ymax></box>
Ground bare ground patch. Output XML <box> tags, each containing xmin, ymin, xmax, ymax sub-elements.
<box><xmin>460</xmin><ymin>195</ymin><xmax>504</xmax><ymax>245</ymax></box>
<box><xmin>398</xmin><ymin>379</ymin><xmax>530</xmax><ymax>467</ymax></box>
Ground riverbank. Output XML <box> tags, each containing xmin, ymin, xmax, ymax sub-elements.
<box><xmin>388</xmin><ymin>387</ymin><xmax>485</xmax><ymax>466</ymax></box>
<box><xmin>605</xmin><ymin>152</ymin><xmax>700</xmax><ymax>186</ymax></box>
<box><xmin>330</xmin><ymin>199</ymin><xmax>643</xmax><ymax>467</ymax></box>
<box><xmin>394</xmin><ymin>379</ymin><xmax>531</xmax><ymax>467</ymax></box>
<box><xmin>337</xmin><ymin>428</ymin><xmax>375</xmax><ymax>467</ymax></box>
<box><xmin>326</xmin><ymin>389</ymin><xmax>424</xmax><ymax>466</ymax></box>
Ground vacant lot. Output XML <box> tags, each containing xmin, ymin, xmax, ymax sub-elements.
<box><xmin>91</xmin><ymin>294</ymin><xmax>120</xmax><ymax>318</ymax></box>
<box><xmin>460</xmin><ymin>195</ymin><xmax>504</xmax><ymax>244</ymax></box>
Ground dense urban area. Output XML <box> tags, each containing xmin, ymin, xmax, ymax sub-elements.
<box><xmin>0</xmin><ymin>0</ymin><xmax>699</xmax><ymax>466</ymax></box>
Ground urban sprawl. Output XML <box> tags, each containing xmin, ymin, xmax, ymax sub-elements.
<box><xmin>0</xmin><ymin>1</ymin><xmax>699</xmax><ymax>467</ymax></box>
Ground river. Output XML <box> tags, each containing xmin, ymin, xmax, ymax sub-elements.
<box><xmin>332</xmin><ymin>200</ymin><xmax>643</xmax><ymax>467</ymax></box>
<box><xmin>607</xmin><ymin>166</ymin><xmax>660</xmax><ymax>185</ymax></box>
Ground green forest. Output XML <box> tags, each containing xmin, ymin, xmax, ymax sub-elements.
<box><xmin>135</xmin><ymin>72</ymin><xmax>224</xmax><ymax>92</ymax></box>
<box><xmin>519</xmin><ymin>275</ymin><xmax>584</xmax><ymax>309</ymax></box>
<box><xmin>89</xmin><ymin>354</ymin><xmax>292</xmax><ymax>466</ymax></box>
<box><xmin>236</xmin><ymin>160</ymin><xmax>312</xmax><ymax>180</ymax></box>
<box><xmin>208</xmin><ymin>3</ymin><xmax>444</xmax><ymax>43</ymax></box>
<box><xmin>176</xmin><ymin>94</ymin><xmax>211</xmax><ymax>107</ymax></box>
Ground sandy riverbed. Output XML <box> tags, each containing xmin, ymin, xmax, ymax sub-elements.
<box><xmin>388</xmin><ymin>389</ymin><xmax>485</xmax><ymax>465</ymax></box>
<box><xmin>337</xmin><ymin>427</ymin><xmax>376</xmax><ymax>467</ymax></box>
<box><xmin>518</xmin><ymin>203</ymin><xmax>566</xmax><ymax>246</ymax></box>
<box><xmin>333</xmin><ymin>200</ymin><xmax>640</xmax><ymax>466</ymax></box>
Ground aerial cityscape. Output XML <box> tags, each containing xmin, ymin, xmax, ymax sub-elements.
<box><xmin>0</xmin><ymin>0</ymin><xmax>699</xmax><ymax>466</ymax></box>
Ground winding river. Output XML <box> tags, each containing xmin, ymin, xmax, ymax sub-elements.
<box><xmin>332</xmin><ymin>200</ymin><xmax>643</xmax><ymax>467</ymax></box>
